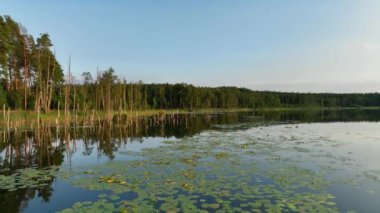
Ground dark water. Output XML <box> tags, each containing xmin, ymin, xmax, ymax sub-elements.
<box><xmin>1</xmin><ymin>109</ymin><xmax>380</xmax><ymax>213</ymax></box>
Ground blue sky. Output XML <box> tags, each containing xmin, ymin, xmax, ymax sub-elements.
<box><xmin>1</xmin><ymin>0</ymin><xmax>380</xmax><ymax>92</ymax></box>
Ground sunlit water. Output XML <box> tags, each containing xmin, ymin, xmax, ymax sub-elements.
<box><xmin>1</xmin><ymin>110</ymin><xmax>380</xmax><ymax>212</ymax></box>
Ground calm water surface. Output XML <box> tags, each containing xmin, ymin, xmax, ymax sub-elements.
<box><xmin>1</xmin><ymin>109</ymin><xmax>380</xmax><ymax>213</ymax></box>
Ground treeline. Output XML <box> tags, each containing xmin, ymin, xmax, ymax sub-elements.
<box><xmin>69</xmin><ymin>73</ymin><xmax>380</xmax><ymax>111</ymax></box>
<box><xmin>1</xmin><ymin>15</ymin><xmax>380</xmax><ymax>113</ymax></box>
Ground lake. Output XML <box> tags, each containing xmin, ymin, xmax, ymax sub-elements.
<box><xmin>1</xmin><ymin>109</ymin><xmax>380</xmax><ymax>213</ymax></box>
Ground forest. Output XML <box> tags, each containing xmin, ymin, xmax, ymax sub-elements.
<box><xmin>1</xmin><ymin>15</ymin><xmax>380</xmax><ymax>113</ymax></box>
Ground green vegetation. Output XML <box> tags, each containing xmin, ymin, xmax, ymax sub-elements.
<box><xmin>0</xmin><ymin>166</ymin><xmax>58</xmax><ymax>191</ymax></box>
<box><xmin>1</xmin><ymin>111</ymin><xmax>380</xmax><ymax>212</ymax></box>
<box><xmin>0</xmin><ymin>15</ymin><xmax>380</xmax><ymax>116</ymax></box>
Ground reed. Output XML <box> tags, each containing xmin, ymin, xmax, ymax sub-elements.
<box><xmin>0</xmin><ymin>108</ymin><xmax>252</xmax><ymax>131</ymax></box>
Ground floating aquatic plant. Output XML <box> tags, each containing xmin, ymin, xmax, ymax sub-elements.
<box><xmin>55</xmin><ymin>129</ymin><xmax>341</xmax><ymax>212</ymax></box>
<box><xmin>0</xmin><ymin>166</ymin><xmax>58</xmax><ymax>191</ymax></box>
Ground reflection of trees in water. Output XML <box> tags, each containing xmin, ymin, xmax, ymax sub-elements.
<box><xmin>0</xmin><ymin>127</ymin><xmax>62</xmax><ymax>213</ymax></box>
<box><xmin>1</xmin><ymin>110</ymin><xmax>380</xmax><ymax>171</ymax></box>
<box><xmin>0</xmin><ymin>109</ymin><xmax>380</xmax><ymax>212</ymax></box>
<box><xmin>71</xmin><ymin>113</ymin><xmax>243</xmax><ymax>160</ymax></box>
<box><xmin>256</xmin><ymin>109</ymin><xmax>380</xmax><ymax>123</ymax></box>
<box><xmin>0</xmin><ymin>113</ymin><xmax>243</xmax><ymax>171</ymax></box>
<box><xmin>2</xmin><ymin>110</ymin><xmax>380</xmax><ymax>171</ymax></box>
<box><xmin>0</xmin><ymin>113</ymin><xmax>242</xmax><ymax>213</ymax></box>
<box><xmin>0</xmin><ymin>128</ymin><xmax>64</xmax><ymax>174</ymax></box>
<box><xmin>0</xmin><ymin>185</ymin><xmax>54</xmax><ymax>213</ymax></box>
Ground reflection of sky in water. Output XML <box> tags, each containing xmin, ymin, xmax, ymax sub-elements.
<box><xmin>246</xmin><ymin>122</ymin><xmax>380</xmax><ymax>213</ymax></box>
<box><xmin>185</xmin><ymin>122</ymin><xmax>380</xmax><ymax>212</ymax></box>
<box><xmin>255</xmin><ymin>122</ymin><xmax>380</xmax><ymax>168</ymax></box>
<box><xmin>24</xmin><ymin>181</ymin><xmax>101</xmax><ymax>213</ymax></box>
<box><xmin>61</xmin><ymin>136</ymin><xmax>175</xmax><ymax>169</ymax></box>
<box><xmin>3</xmin><ymin>119</ymin><xmax>380</xmax><ymax>213</ymax></box>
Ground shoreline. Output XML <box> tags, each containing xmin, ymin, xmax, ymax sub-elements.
<box><xmin>0</xmin><ymin>106</ymin><xmax>379</xmax><ymax>123</ymax></box>
<box><xmin>2</xmin><ymin>106</ymin><xmax>380</xmax><ymax>120</ymax></box>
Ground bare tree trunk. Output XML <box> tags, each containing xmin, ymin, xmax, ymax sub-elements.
<box><xmin>65</xmin><ymin>57</ymin><xmax>71</xmax><ymax>117</ymax></box>
<box><xmin>35</xmin><ymin>49</ymin><xmax>41</xmax><ymax>112</ymax></box>
<box><xmin>47</xmin><ymin>60</ymin><xmax>56</xmax><ymax>111</ymax></box>
<box><xmin>43</xmin><ymin>53</ymin><xmax>51</xmax><ymax>113</ymax></box>
<box><xmin>130</xmin><ymin>83</ymin><xmax>133</xmax><ymax>112</ymax></box>
<box><xmin>107</xmin><ymin>84</ymin><xmax>111</xmax><ymax>112</ymax></box>
<box><xmin>23</xmin><ymin>39</ymin><xmax>28</xmax><ymax>111</ymax></box>
<box><xmin>101</xmin><ymin>85</ymin><xmax>105</xmax><ymax>110</ymax></box>
<box><xmin>73</xmin><ymin>78</ymin><xmax>77</xmax><ymax>116</ymax></box>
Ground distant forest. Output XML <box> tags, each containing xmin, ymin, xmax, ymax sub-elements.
<box><xmin>1</xmin><ymin>15</ymin><xmax>379</xmax><ymax>112</ymax></box>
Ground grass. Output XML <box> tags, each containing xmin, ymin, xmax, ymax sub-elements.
<box><xmin>1</xmin><ymin>108</ymin><xmax>252</xmax><ymax>119</ymax></box>
<box><xmin>0</xmin><ymin>108</ymin><xmax>253</xmax><ymax>130</ymax></box>
<box><xmin>1</xmin><ymin>106</ymin><xmax>379</xmax><ymax>131</ymax></box>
